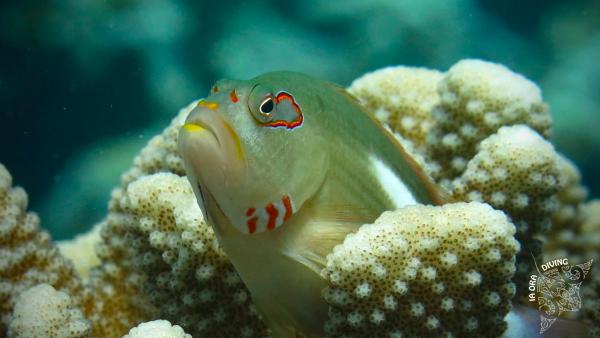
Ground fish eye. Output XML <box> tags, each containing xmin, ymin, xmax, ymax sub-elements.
<box><xmin>259</xmin><ymin>97</ymin><xmax>274</xmax><ymax>115</ymax></box>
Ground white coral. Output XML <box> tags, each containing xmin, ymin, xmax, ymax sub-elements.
<box><xmin>122</xmin><ymin>320</ymin><xmax>191</xmax><ymax>338</ymax></box>
<box><xmin>0</xmin><ymin>164</ymin><xmax>84</xmax><ymax>333</ymax></box>
<box><xmin>99</xmin><ymin>172</ymin><xmax>267</xmax><ymax>337</ymax></box>
<box><xmin>348</xmin><ymin>65</ymin><xmax>442</xmax><ymax>151</ymax></box>
<box><xmin>321</xmin><ymin>202</ymin><xmax>519</xmax><ymax>337</ymax></box>
<box><xmin>426</xmin><ymin>59</ymin><xmax>551</xmax><ymax>183</ymax></box>
<box><xmin>57</xmin><ymin>224</ymin><xmax>102</xmax><ymax>279</ymax></box>
<box><xmin>8</xmin><ymin>284</ymin><xmax>90</xmax><ymax>338</ymax></box>
<box><xmin>451</xmin><ymin>125</ymin><xmax>562</xmax><ymax>287</ymax></box>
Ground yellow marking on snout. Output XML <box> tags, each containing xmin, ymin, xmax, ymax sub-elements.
<box><xmin>223</xmin><ymin>121</ymin><xmax>244</xmax><ymax>160</ymax></box>
<box><xmin>182</xmin><ymin>123</ymin><xmax>206</xmax><ymax>132</ymax></box>
<box><xmin>197</xmin><ymin>100</ymin><xmax>219</xmax><ymax>110</ymax></box>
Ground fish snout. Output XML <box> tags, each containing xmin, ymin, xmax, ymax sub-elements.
<box><xmin>179</xmin><ymin>101</ymin><xmax>245</xmax><ymax>175</ymax></box>
<box><xmin>182</xmin><ymin>104</ymin><xmax>223</xmax><ymax>141</ymax></box>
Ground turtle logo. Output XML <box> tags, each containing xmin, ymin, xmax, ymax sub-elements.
<box><xmin>528</xmin><ymin>256</ymin><xmax>593</xmax><ymax>334</ymax></box>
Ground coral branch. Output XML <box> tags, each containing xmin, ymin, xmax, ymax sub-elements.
<box><xmin>123</xmin><ymin>320</ymin><xmax>191</xmax><ymax>338</ymax></box>
<box><xmin>99</xmin><ymin>172</ymin><xmax>267</xmax><ymax>337</ymax></box>
<box><xmin>426</xmin><ymin>59</ymin><xmax>551</xmax><ymax>186</ymax></box>
<box><xmin>450</xmin><ymin>125</ymin><xmax>563</xmax><ymax>293</ymax></box>
<box><xmin>0</xmin><ymin>164</ymin><xmax>85</xmax><ymax>335</ymax></box>
<box><xmin>348</xmin><ymin>66</ymin><xmax>442</xmax><ymax>153</ymax></box>
<box><xmin>8</xmin><ymin>284</ymin><xmax>90</xmax><ymax>338</ymax></box>
<box><xmin>321</xmin><ymin>202</ymin><xmax>519</xmax><ymax>337</ymax></box>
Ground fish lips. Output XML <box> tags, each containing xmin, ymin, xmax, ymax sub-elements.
<box><xmin>179</xmin><ymin>105</ymin><xmax>246</xmax><ymax>188</ymax></box>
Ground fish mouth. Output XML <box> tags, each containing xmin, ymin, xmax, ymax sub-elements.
<box><xmin>182</xmin><ymin>120</ymin><xmax>210</xmax><ymax>132</ymax></box>
<box><xmin>184</xmin><ymin>105</ymin><xmax>245</xmax><ymax>162</ymax></box>
<box><xmin>181</xmin><ymin>113</ymin><xmax>221</xmax><ymax>145</ymax></box>
<box><xmin>179</xmin><ymin>104</ymin><xmax>246</xmax><ymax>186</ymax></box>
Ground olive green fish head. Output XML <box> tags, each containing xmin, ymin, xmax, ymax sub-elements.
<box><xmin>179</xmin><ymin>71</ymin><xmax>329</xmax><ymax>235</ymax></box>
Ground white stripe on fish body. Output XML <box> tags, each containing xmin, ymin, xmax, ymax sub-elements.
<box><xmin>255</xmin><ymin>207</ymin><xmax>269</xmax><ymax>233</ymax></box>
<box><xmin>370</xmin><ymin>155</ymin><xmax>418</xmax><ymax>209</ymax></box>
<box><xmin>272</xmin><ymin>199</ymin><xmax>285</xmax><ymax>228</ymax></box>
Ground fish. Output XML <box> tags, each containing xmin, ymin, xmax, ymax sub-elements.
<box><xmin>178</xmin><ymin>71</ymin><xmax>447</xmax><ymax>337</ymax></box>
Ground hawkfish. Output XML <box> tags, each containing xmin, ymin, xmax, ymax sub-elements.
<box><xmin>178</xmin><ymin>71</ymin><xmax>446</xmax><ymax>337</ymax></box>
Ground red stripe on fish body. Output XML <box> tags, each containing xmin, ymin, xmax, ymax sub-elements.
<box><xmin>243</xmin><ymin>195</ymin><xmax>295</xmax><ymax>234</ymax></box>
<box><xmin>247</xmin><ymin>217</ymin><xmax>257</xmax><ymax>234</ymax></box>
<box><xmin>265</xmin><ymin>203</ymin><xmax>279</xmax><ymax>230</ymax></box>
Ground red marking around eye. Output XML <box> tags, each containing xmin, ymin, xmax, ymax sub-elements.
<box><xmin>246</xmin><ymin>207</ymin><xmax>255</xmax><ymax>216</ymax></box>
<box><xmin>213</xmin><ymin>86</ymin><xmax>219</xmax><ymax>93</ymax></box>
<box><xmin>247</xmin><ymin>217</ymin><xmax>257</xmax><ymax>234</ymax></box>
<box><xmin>264</xmin><ymin>92</ymin><xmax>303</xmax><ymax>129</ymax></box>
<box><xmin>230</xmin><ymin>89</ymin><xmax>239</xmax><ymax>103</ymax></box>
<box><xmin>265</xmin><ymin>203</ymin><xmax>279</xmax><ymax>230</ymax></box>
<box><xmin>282</xmin><ymin>195</ymin><xmax>293</xmax><ymax>221</ymax></box>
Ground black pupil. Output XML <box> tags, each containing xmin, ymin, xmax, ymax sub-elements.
<box><xmin>260</xmin><ymin>98</ymin><xmax>274</xmax><ymax>114</ymax></box>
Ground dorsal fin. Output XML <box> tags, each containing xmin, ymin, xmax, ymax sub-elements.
<box><xmin>330</xmin><ymin>82</ymin><xmax>453</xmax><ymax>206</ymax></box>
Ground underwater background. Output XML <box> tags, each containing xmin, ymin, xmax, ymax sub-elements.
<box><xmin>0</xmin><ymin>0</ymin><xmax>598</xmax><ymax>240</ymax></box>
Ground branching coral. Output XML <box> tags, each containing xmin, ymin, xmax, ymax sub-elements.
<box><xmin>580</xmin><ymin>201</ymin><xmax>600</xmax><ymax>258</ymax></box>
<box><xmin>321</xmin><ymin>202</ymin><xmax>519</xmax><ymax>337</ymax></box>
<box><xmin>2</xmin><ymin>102</ymin><xmax>270</xmax><ymax>338</ymax></box>
<box><xmin>83</xmin><ymin>101</ymin><xmax>268</xmax><ymax>337</ymax></box>
<box><xmin>123</xmin><ymin>320</ymin><xmax>191</xmax><ymax>338</ymax></box>
<box><xmin>449</xmin><ymin>125</ymin><xmax>563</xmax><ymax>288</ymax></box>
<box><xmin>551</xmin><ymin>155</ymin><xmax>589</xmax><ymax>232</ymax></box>
<box><xmin>0</xmin><ymin>164</ymin><xmax>84</xmax><ymax>335</ymax></box>
<box><xmin>542</xmin><ymin>158</ymin><xmax>599</xmax><ymax>330</ymax></box>
<box><xmin>350</xmin><ymin>59</ymin><xmax>569</xmax><ymax>296</ymax></box>
<box><xmin>0</xmin><ymin>102</ymin><xmax>199</xmax><ymax>338</ymax></box>
<box><xmin>0</xmin><ymin>162</ymin><xmax>148</xmax><ymax>338</ymax></box>
<box><xmin>7</xmin><ymin>284</ymin><xmax>90</xmax><ymax>338</ymax></box>
<box><xmin>348</xmin><ymin>66</ymin><xmax>442</xmax><ymax>152</ymax></box>
<box><xmin>425</xmin><ymin>59</ymin><xmax>552</xmax><ymax>186</ymax></box>
<box><xmin>57</xmin><ymin>225</ymin><xmax>101</xmax><ymax>279</ymax></box>
<box><xmin>581</xmin><ymin>272</ymin><xmax>600</xmax><ymax>337</ymax></box>
<box><xmin>550</xmin><ymin>198</ymin><xmax>600</xmax><ymax>332</ymax></box>
<box><xmin>76</xmin><ymin>102</ymin><xmax>201</xmax><ymax>337</ymax></box>
<box><xmin>544</xmin><ymin>156</ymin><xmax>598</xmax><ymax>264</ymax></box>
<box><xmin>100</xmin><ymin>172</ymin><xmax>267</xmax><ymax>337</ymax></box>
<box><xmin>80</xmin><ymin>247</ymin><xmax>152</xmax><ymax>338</ymax></box>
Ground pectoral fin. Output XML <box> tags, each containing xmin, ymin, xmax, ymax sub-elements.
<box><xmin>280</xmin><ymin>201</ymin><xmax>379</xmax><ymax>275</ymax></box>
